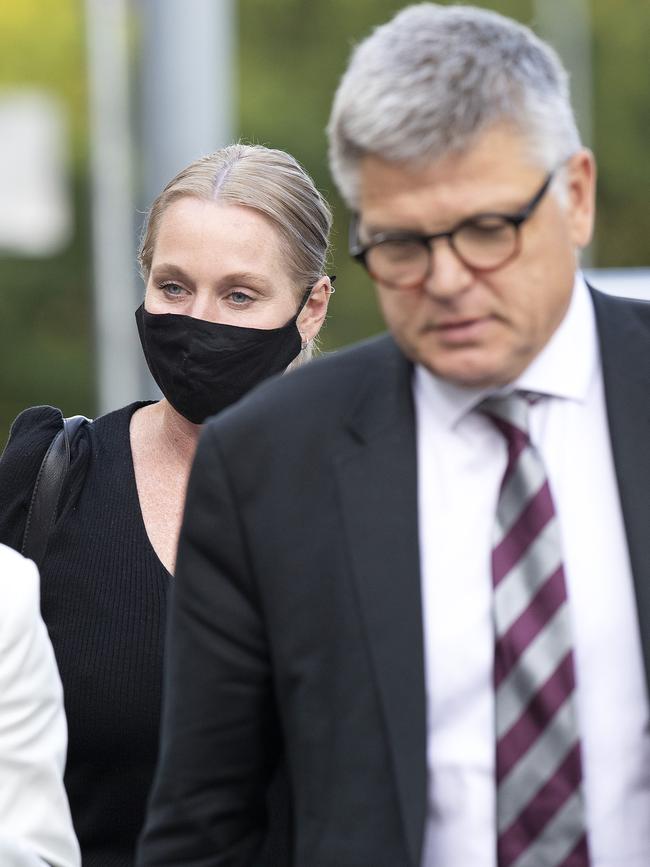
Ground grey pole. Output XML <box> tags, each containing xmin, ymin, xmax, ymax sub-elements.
<box><xmin>85</xmin><ymin>0</ymin><xmax>142</xmax><ymax>414</ymax></box>
<box><xmin>533</xmin><ymin>0</ymin><xmax>594</xmax><ymax>149</ymax></box>
<box><xmin>136</xmin><ymin>0</ymin><xmax>236</xmax><ymax>396</ymax></box>
<box><xmin>138</xmin><ymin>0</ymin><xmax>236</xmax><ymax>197</ymax></box>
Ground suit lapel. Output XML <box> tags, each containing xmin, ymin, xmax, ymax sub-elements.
<box><xmin>592</xmin><ymin>287</ymin><xmax>650</xmax><ymax>696</ymax></box>
<box><xmin>331</xmin><ymin>291</ymin><xmax>650</xmax><ymax>861</ymax></box>
<box><xmin>333</xmin><ymin>339</ymin><xmax>426</xmax><ymax>867</ymax></box>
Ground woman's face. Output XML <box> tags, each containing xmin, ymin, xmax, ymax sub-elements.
<box><xmin>145</xmin><ymin>197</ymin><xmax>327</xmax><ymax>337</ymax></box>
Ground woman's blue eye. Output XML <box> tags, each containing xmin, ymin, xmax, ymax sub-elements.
<box><xmin>162</xmin><ymin>283</ymin><xmax>184</xmax><ymax>297</ymax></box>
<box><xmin>229</xmin><ymin>291</ymin><xmax>251</xmax><ymax>304</ymax></box>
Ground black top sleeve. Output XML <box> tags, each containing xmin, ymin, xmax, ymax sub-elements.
<box><xmin>0</xmin><ymin>405</ymin><xmax>91</xmax><ymax>553</ymax></box>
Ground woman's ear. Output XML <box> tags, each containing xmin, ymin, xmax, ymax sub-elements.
<box><xmin>298</xmin><ymin>276</ymin><xmax>333</xmax><ymax>344</ymax></box>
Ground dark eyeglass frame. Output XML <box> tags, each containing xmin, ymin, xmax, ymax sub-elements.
<box><xmin>349</xmin><ymin>171</ymin><xmax>555</xmax><ymax>288</ymax></box>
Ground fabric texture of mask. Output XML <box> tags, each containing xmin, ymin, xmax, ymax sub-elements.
<box><xmin>135</xmin><ymin>302</ymin><xmax>304</xmax><ymax>424</ymax></box>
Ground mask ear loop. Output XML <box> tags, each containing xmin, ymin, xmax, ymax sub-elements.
<box><xmin>296</xmin><ymin>287</ymin><xmax>312</xmax><ymax>315</ymax></box>
<box><xmin>296</xmin><ymin>287</ymin><xmax>312</xmax><ymax>350</ymax></box>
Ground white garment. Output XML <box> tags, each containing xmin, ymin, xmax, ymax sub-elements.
<box><xmin>0</xmin><ymin>544</ymin><xmax>80</xmax><ymax>867</ymax></box>
<box><xmin>416</xmin><ymin>275</ymin><xmax>650</xmax><ymax>865</ymax></box>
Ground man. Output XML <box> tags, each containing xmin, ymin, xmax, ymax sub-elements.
<box><xmin>137</xmin><ymin>5</ymin><xmax>650</xmax><ymax>866</ymax></box>
<box><xmin>0</xmin><ymin>544</ymin><xmax>80</xmax><ymax>867</ymax></box>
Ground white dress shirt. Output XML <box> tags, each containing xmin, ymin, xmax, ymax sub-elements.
<box><xmin>0</xmin><ymin>544</ymin><xmax>80</xmax><ymax>867</ymax></box>
<box><xmin>416</xmin><ymin>276</ymin><xmax>650</xmax><ymax>865</ymax></box>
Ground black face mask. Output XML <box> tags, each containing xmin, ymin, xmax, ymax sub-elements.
<box><xmin>135</xmin><ymin>292</ymin><xmax>308</xmax><ymax>424</ymax></box>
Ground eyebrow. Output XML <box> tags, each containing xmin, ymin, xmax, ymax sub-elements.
<box><xmin>150</xmin><ymin>262</ymin><xmax>192</xmax><ymax>282</ymax></box>
<box><xmin>361</xmin><ymin>198</ymin><xmax>531</xmax><ymax>239</ymax></box>
<box><xmin>150</xmin><ymin>263</ymin><xmax>271</xmax><ymax>291</ymax></box>
<box><xmin>225</xmin><ymin>271</ymin><xmax>272</xmax><ymax>289</ymax></box>
<box><xmin>362</xmin><ymin>223</ymin><xmax>420</xmax><ymax>238</ymax></box>
<box><xmin>365</xmin><ymin>183</ymin><xmax>545</xmax><ymax>236</ymax></box>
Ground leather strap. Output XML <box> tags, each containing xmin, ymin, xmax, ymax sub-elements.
<box><xmin>21</xmin><ymin>415</ymin><xmax>89</xmax><ymax>566</ymax></box>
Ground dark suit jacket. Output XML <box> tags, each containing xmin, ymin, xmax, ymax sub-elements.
<box><xmin>137</xmin><ymin>288</ymin><xmax>650</xmax><ymax>867</ymax></box>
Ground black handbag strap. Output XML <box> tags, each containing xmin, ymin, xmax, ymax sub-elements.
<box><xmin>21</xmin><ymin>415</ymin><xmax>90</xmax><ymax>566</ymax></box>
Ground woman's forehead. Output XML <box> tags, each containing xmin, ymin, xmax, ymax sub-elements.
<box><xmin>150</xmin><ymin>197</ymin><xmax>297</xmax><ymax>290</ymax></box>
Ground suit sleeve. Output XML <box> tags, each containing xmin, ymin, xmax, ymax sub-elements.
<box><xmin>0</xmin><ymin>545</ymin><xmax>81</xmax><ymax>867</ymax></box>
<box><xmin>137</xmin><ymin>423</ymin><xmax>281</xmax><ymax>867</ymax></box>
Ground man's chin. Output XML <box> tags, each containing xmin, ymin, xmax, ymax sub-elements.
<box><xmin>418</xmin><ymin>351</ymin><xmax>520</xmax><ymax>390</ymax></box>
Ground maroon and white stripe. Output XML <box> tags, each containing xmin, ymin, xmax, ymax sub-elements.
<box><xmin>481</xmin><ymin>393</ymin><xmax>590</xmax><ymax>867</ymax></box>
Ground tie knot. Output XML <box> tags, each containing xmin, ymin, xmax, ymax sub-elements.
<box><xmin>478</xmin><ymin>391</ymin><xmax>541</xmax><ymax>456</ymax></box>
<box><xmin>480</xmin><ymin>391</ymin><xmax>534</xmax><ymax>433</ymax></box>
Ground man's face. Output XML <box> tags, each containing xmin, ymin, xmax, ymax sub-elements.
<box><xmin>356</xmin><ymin>125</ymin><xmax>595</xmax><ymax>388</ymax></box>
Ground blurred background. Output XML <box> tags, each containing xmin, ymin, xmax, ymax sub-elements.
<box><xmin>0</xmin><ymin>0</ymin><xmax>648</xmax><ymax>442</ymax></box>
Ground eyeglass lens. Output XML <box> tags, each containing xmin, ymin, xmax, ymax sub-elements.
<box><xmin>365</xmin><ymin>218</ymin><xmax>519</xmax><ymax>288</ymax></box>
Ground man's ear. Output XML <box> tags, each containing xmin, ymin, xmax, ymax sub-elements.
<box><xmin>566</xmin><ymin>148</ymin><xmax>596</xmax><ymax>249</ymax></box>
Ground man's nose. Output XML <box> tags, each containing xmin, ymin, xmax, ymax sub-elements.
<box><xmin>421</xmin><ymin>237</ymin><xmax>474</xmax><ymax>300</ymax></box>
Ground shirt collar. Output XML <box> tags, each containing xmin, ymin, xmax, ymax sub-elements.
<box><xmin>414</xmin><ymin>273</ymin><xmax>599</xmax><ymax>430</ymax></box>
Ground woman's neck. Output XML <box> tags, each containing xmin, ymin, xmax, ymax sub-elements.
<box><xmin>152</xmin><ymin>399</ymin><xmax>202</xmax><ymax>467</ymax></box>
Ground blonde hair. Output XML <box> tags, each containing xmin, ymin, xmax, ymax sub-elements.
<box><xmin>139</xmin><ymin>143</ymin><xmax>332</xmax><ymax>293</ymax></box>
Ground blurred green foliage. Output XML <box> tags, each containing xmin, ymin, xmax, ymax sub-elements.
<box><xmin>591</xmin><ymin>0</ymin><xmax>650</xmax><ymax>262</ymax></box>
<box><xmin>0</xmin><ymin>0</ymin><xmax>93</xmax><ymax>438</ymax></box>
<box><xmin>0</xmin><ymin>0</ymin><xmax>648</xmax><ymax>444</ymax></box>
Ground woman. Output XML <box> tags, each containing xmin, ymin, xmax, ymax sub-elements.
<box><xmin>0</xmin><ymin>143</ymin><xmax>333</xmax><ymax>866</ymax></box>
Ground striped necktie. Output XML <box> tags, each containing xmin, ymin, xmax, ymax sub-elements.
<box><xmin>481</xmin><ymin>392</ymin><xmax>591</xmax><ymax>867</ymax></box>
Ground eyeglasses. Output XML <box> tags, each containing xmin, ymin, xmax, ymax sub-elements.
<box><xmin>349</xmin><ymin>172</ymin><xmax>554</xmax><ymax>290</ymax></box>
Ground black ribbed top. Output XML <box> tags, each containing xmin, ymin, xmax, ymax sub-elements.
<box><xmin>0</xmin><ymin>403</ymin><xmax>169</xmax><ymax>867</ymax></box>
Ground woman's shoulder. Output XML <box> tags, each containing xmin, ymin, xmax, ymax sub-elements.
<box><xmin>94</xmin><ymin>400</ymin><xmax>154</xmax><ymax>430</ymax></box>
<box><xmin>5</xmin><ymin>404</ymin><xmax>64</xmax><ymax>450</ymax></box>
<box><xmin>1</xmin><ymin>405</ymin><xmax>66</xmax><ymax>481</ymax></box>
<box><xmin>0</xmin><ymin>406</ymin><xmax>66</xmax><ymax>551</ymax></box>
<box><xmin>90</xmin><ymin>400</ymin><xmax>155</xmax><ymax>453</ymax></box>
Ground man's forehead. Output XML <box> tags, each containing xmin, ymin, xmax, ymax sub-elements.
<box><xmin>358</xmin><ymin>148</ymin><xmax>544</xmax><ymax>232</ymax></box>
<box><xmin>359</xmin><ymin>125</ymin><xmax>536</xmax><ymax>193</ymax></box>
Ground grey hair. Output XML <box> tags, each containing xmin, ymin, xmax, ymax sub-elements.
<box><xmin>139</xmin><ymin>143</ymin><xmax>332</xmax><ymax>364</ymax></box>
<box><xmin>327</xmin><ymin>3</ymin><xmax>581</xmax><ymax>208</ymax></box>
